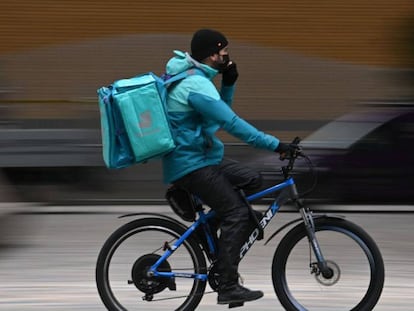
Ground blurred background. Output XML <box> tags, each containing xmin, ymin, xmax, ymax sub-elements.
<box><xmin>1</xmin><ymin>2</ymin><xmax>414</xmax><ymax>310</ymax></box>
<box><xmin>0</xmin><ymin>0</ymin><xmax>414</xmax><ymax>204</ymax></box>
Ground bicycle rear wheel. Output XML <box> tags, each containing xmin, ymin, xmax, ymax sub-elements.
<box><xmin>96</xmin><ymin>217</ymin><xmax>207</xmax><ymax>311</ymax></box>
<box><xmin>272</xmin><ymin>216</ymin><xmax>384</xmax><ymax>311</ymax></box>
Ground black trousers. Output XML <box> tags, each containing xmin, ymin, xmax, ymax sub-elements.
<box><xmin>173</xmin><ymin>158</ymin><xmax>263</xmax><ymax>286</ymax></box>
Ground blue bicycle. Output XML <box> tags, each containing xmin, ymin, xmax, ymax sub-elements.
<box><xmin>96</xmin><ymin>138</ymin><xmax>384</xmax><ymax>311</ymax></box>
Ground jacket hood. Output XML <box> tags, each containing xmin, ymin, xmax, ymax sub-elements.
<box><xmin>165</xmin><ymin>50</ymin><xmax>218</xmax><ymax>80</ymax></box>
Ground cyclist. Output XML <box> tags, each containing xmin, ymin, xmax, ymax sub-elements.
<box><xmin>162</xmin><ymin>28</ymin><xmax>296</xmax><ymax>305</ymax></box>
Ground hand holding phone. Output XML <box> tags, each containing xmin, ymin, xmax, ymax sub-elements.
<box><xmin>222</xmin><ymin>61</ymin><xmax>239</xmax><ymax>86</ymax></box>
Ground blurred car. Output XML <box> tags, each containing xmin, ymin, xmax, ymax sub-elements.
<box><xmin>259</xmin><ymin>103</ymin><xmax>414</xmax><ymax>204</ymax></box>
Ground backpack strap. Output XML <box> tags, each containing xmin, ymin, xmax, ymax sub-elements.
<box><xmin>162</xmin><ymin>68</ymin><xmax>205</xmax><ymax>88</ymax></box>
<box><xmin>162</xmin><ymin>69</ymin><xmax>205</xmax><ymax>138</ymax></box>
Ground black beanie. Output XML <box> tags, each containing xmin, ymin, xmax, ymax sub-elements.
<box><xmin>191</xmin><ymin>29</ymin><xmax>228</xmax><ymax>62</ymax></box>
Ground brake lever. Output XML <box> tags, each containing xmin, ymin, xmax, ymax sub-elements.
<box><xmin>279</xmin><ymin>136</ymin><xmax>303</xmax><ymax>161</ymax></box>
<box><xmin>279</xmin><ymin>153</ymin><xmax>287</xmax><ymax>161</ymax></box>
<box><xmin>279</xmin><ymin>146</ymin><xmax>303</xmax><ymax>161</ymax></box>
<box><xmin>295</xmin><ymin>147</ymin><xmax>305</xmax><ymax>158</ymax></box>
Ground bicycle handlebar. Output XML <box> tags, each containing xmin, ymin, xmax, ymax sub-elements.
<box><xmin>279</xmin><ymin>136</ymin><xmax>306</xmax><ymax>178</ymax></box>
<box><xmin>279</xmin><ymin>136</ymin><xmax>303</xmax><ymax>160</ymax></box>
<box><xmin>279</xmin><ymin>137</ymin><xmax>318</xmax><ymax>197</ymax></box>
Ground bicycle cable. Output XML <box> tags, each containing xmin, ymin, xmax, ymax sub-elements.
<box><xmin>298</xmin><ymin>153</ymin><xmax>318</xmax><ymax>198</ymax></box>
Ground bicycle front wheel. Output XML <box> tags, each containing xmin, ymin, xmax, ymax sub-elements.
<box><xmin>272</xmin><ymin>216</ymin><xmax>384</xmax><ymax>311</ymax></box>
<box><xmin>96</xmin><ymin>217</ymin><xmax>207</xmax><ymax>311</ymax></box>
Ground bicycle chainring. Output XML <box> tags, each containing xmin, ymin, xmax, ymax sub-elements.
<box><xmin>207</xmin><ymin>264</ymin><xmax>220</xmax><ymax>292</ymax></box>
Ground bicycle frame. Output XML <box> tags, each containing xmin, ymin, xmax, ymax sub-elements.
<box><xmin>149</xmin><ymin>176</ymin><xmax>302</xmax><ymax>281</ymax></box>
<box><xmin>97</xmin><ymin>138</ymin><xmax>384</xmax><ymax>311</ymax></box>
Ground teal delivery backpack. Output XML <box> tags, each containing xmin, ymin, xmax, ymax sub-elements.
<box><xmin>98</xmin><ymin>71</ymin><xmax>194</xmax><ymax>169</ymax></box>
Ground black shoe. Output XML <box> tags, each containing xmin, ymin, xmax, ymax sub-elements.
<box><xmin>217</xmin><ymin>283</ymin><xmax>264</xmax><ymax>305</ymax></box>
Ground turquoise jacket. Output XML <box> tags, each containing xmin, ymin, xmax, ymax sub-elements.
<box><xmin>162</xmin><ymin>50</ymin><xmax>280</xmax><ymax>183</ymax></box>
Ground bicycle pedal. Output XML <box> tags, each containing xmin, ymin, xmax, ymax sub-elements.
<box><xmin>229</xmin><ymin>302</ymin><xmax>244</xmax><ymax>308</ymax></box>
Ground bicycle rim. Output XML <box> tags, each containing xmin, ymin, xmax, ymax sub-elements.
<box><xmin>96</xmin><ymin>218</ymin><xmax>207</xmax><ymax>311</ymax></box>
<box><xmin>272</xmin><ymin>217</ymin><xmax>384</xmax><ymax>311</ymax></box>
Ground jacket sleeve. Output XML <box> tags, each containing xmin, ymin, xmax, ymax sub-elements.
<box><xmin>188</xmin><ymin>92</ymin><xmax>280</xmax><ymax>151</ymax></box>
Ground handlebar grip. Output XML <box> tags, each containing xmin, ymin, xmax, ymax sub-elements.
<box><xmin>292</xmin><ymin>136</ymin><xmax>301</xmax><ymax>145</ymax></box>
<box><xmin>279</xmin><ymin>137</ymin><xmax>302</xmax><ymax>161</ymax></box>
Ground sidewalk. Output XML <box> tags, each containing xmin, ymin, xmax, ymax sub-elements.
<box><xmin>1</xmin><ymin>202</ymin><xmax>413</xmax><ymax>215</ymax></box>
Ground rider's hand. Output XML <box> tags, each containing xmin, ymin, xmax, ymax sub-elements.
<box><xmin>275</xmin><ymin>142</ymin><xmax>299</xmax><ymax>160</ymax></box>
<box><xmin>222</xmin><ymin>62</ymin><xmax>239</xmax><ymax>86</ymax></box>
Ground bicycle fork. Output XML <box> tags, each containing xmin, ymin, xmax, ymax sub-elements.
<box><xmin>293</xmin><ymin>186</ymin><xmax>334</xmax><ymax>279</ymax></box>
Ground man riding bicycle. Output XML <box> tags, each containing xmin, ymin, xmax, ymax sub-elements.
<box><xmin>162</xmin><ymin>28</ymin><xmax>296</xmax><ymax>305</ymax></box>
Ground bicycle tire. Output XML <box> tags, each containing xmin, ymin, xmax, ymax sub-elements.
<box><xmin>96</xmin><ymin>217</ymin><xmax>207</xmax><ymax>311</ymax></box>
<box><xmin>272</xmin><ymin>216</ymin><xmax>384</xmax><ymax>311</ymax></box>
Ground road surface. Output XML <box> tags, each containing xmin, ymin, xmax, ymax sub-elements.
<box><xmin>0</xmin><ymin>204</ymin><xmax>413</xmax><ymax>310</ymax></box>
